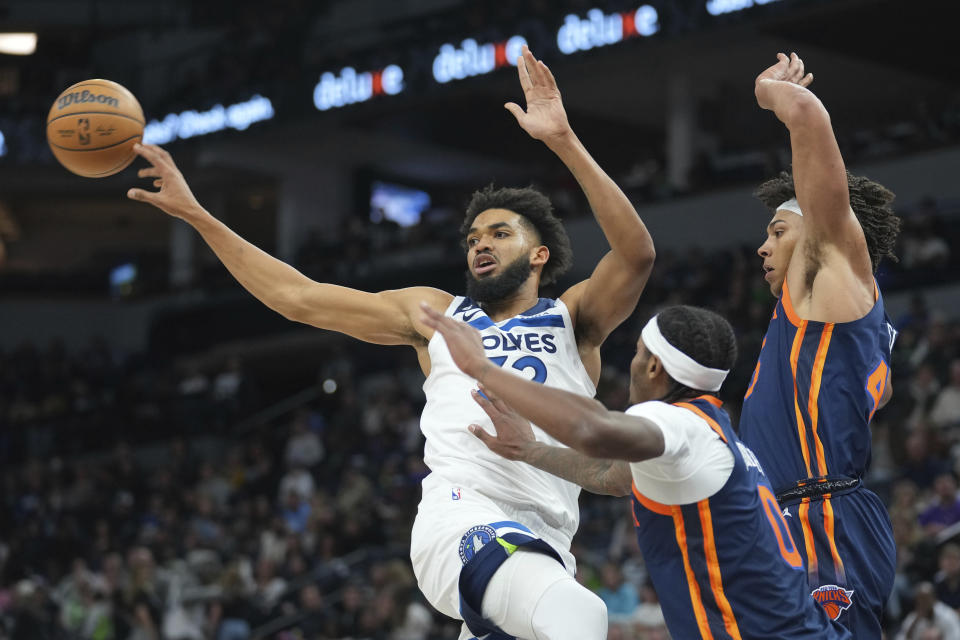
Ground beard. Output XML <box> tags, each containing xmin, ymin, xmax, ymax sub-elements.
<box><xmin>465</xmin><ymin>254</ymin><xmax>534</xmax><ymax>304</ymax></box>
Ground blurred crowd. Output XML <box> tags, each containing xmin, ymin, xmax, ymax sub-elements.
<box><xmin>2</xmin><ymin>192</ymin><xmax>960</xmax><ymax>640</ymax></box>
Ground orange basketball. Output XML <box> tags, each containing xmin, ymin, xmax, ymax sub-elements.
<box><xmin>46</xmin><ymin>79</ymin><xmax>144</xmax><ymax>178</ymax></box>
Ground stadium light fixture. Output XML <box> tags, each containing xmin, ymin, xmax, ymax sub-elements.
<box><xmin>0</xmin><ymin>33</ymin><xmax>37</xmax><ymax>56</ymax></box>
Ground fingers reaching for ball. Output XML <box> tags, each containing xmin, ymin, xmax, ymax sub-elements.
<box><xmin>127</xmin><ymin>143</ymin><xmax>204</xmax><ymax>221</ymax></box>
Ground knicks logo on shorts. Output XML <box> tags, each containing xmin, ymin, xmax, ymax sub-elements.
<box><xmin>811</xmin><ymin>585</ymin><xmax>854</xmax><ymax>620</ymax></box>
<box><xmin>458</xmin><ymin>524</ymin><xmax>497</xmax><ymax>564</ymax></box>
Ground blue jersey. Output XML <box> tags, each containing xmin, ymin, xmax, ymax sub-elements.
<box><xmin>739</xmin><ymin>280</ymin><xmax>896</xmax><ymax>492</ymax></box>
<box><xmin>737</xmin><ymin>280</ymin><xmax>898</xmax><ymax>637</ymax></box>
<box><xmin>631</xmin><ymin>396</ymin><xmax>848</xmax><ymax>639</ymax></box>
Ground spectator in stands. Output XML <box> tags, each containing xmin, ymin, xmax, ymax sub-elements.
<box><xmin>212</xmin><ymin>356</ymin><xmax>244</xmax><ymax>403</ymax></box>
<box><xmin>936</xmin><ymin>544</ymin><xmax>960</xmax><ymax>611</ymax></box>
<box><xmin>293</xmin><ymin>583</ymin><xmax>327</xmax><ymax>639</ymax></box>
<box><xmin>284</xmin><ymin>411</ymin><xmax>324</xmax><ymax>470</ymax></box>
<box><xmin>920</xmin><ymin>473</ymin><xmax>960</xmax><ymax>536</ymax></box>
<box><xmin>596</xmin><ymin>562</ymin><xmax>638</xmax><ymax>620</ymax></box>
<box><xmin>177</xmin><ymin>364</ymin><xmax>210</xmax><ymax>397</ymax></box>
<box><xmin>277</xmin><ymin>464</ymin><xmax>314</xmax><ymax>503</ymax></box>
<box><xmin>902</xmin><ymin>431</ymin><xmax>951</xmax><ymax>490</ymax></box>
<box><xmin>907</xmin><ymin>365</ymin><xmax>943</xmax><ymax>431</ymax></box>
<box><xmin>903</xmin><ymin>217</ymin><xmax>951</xmax><ymax>270</ymax></box>
<box><xmin>897</xmin><ymin>582</ymin><xmax>960</xmax><ymax>640</ymax></box>
<box><xmin>280</xmin><ymin>489</ymin><xmax>311</xmax><ymax>535</ymax></box>
<box><xmin>932</xmin><ymin>360</ymin><xmax>960</xmax><ymax>431</ymax></box>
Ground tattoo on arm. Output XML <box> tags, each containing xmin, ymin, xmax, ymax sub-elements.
<box><xmin>525</xmin><ymin>442</ymin><xmax>632</xmax><ymax>496</ymax></box>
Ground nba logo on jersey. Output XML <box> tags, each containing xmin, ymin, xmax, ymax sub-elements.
<box><xmin>452</xmin><ymin>487</ymin><xmax>461</xmax><ymax>500</ymax></box>
<box><xmin>458</xmin><ymin>525</ymin><xmax>497</xmax><ymax>564</ymax></box>
<box><xmin>811</xmin><ymin>585</ymin><xmax>854</xmax><ymax>620</ymax></box>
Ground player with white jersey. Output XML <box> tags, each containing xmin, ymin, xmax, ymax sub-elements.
<box><xmin>127</xmin><ymin>45</ymin><xmax>655</xmax><ymax>640</ymax></box>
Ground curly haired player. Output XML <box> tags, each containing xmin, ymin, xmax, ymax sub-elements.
<box><xmin>739</xmin><ymin>52</ymin><xmax>902</xmax><ymax>639</ymax></box>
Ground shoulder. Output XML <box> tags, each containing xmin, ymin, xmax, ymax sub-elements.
<box><xmin>558</xmin><ymin>280</ymin><xmax>588</xmax><ymax>325</ymax></box>
<box><xmin>385</xmin><ymin>286</ymin><xmax>453</xmax><ymax>309</ymax></box>
<box><xmin>625</xmin><ymin>401</ymin><xmax>691</xmax><ymax>424</ymax></box>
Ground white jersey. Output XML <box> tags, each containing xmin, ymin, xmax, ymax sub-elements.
<box><xmin>420</xmin><ymin>296</ymin><xmax>596</xmax><ymax>546</ymax></box>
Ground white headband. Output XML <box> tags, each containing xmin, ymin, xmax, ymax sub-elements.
<box><xmin>777</xmin><ymin>197</ymin><xmax>803</xmax><ymax>216</ymax></box>
<box><xmin>640</xmin><ymin>316</ymin><xmax>729</xmax><ymax>392</ymax></box>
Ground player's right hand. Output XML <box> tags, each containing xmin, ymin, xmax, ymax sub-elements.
<box><xmin>469</xmin><ymin>384</ymin><xmax>537</xmax><ymax>461</ymax></box>
<box><xmin>127</xmin><ymin>143</ymin><xmax>204</xmax><ymax>221</ymax></box>
<box><xmin>755</xmin><ymin>52</ymin><xmax>815</xmax><ymax>111</ymax></box>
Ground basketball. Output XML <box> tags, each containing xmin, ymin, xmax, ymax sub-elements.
<box><xmin>45</xmin><ymin>79</ymin><xmax>144</xmax><ymax>178</ymax></box>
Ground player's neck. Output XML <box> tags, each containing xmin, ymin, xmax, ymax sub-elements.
<box><xmin>480</xmin><ymin>288</ymin><xmax>541</xmax><ymax>322</ymax></box>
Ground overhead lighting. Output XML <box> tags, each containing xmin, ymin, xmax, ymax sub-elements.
<box><xmin>0</xmin><ymin>33</ymin><xmax>37</xmax><ymax>56</ymax></box>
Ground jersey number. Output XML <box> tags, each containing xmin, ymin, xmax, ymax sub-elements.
<box><xmin>488</xmin><ymin>355</ymin><xmax>547</xmax><ymax>383</ymax></box>
<box><xmin>758</xmin><ymin>485</ymin><xmax>803</xmax><ymax>569</ymax></box>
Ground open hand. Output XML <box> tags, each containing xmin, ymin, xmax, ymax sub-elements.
<box><xmin>420</xmin><ymin>303</ymin><xmax>489</xmax><ymax>379</ymax></box>
<box><xmin>505</xmin><ymin>45</ymin><xmax>571</xmax><ymax>144</ymax></box>
<box><xmin>468</xmin><ymin>384</ymin><xmax>537</xmax><ymax>461</ymax></box>
<box><xmin>127</xmin><ymin>144</ymin><xmax>203</xmax><ymax>221</ymax></box>
<box><xmin>755</xmin><ymin>52</ymin><xmax>814</xmax><ymax>110</ymax></box>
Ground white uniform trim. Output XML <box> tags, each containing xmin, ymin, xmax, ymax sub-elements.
<box><xmin>626</xmin><ymin>401</ymin><xmax>734</xmax><ymax>504</ymax></box>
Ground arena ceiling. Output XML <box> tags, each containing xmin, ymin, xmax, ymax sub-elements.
<box><xmin>0</xmin><ymin>0</ymin><xmax>954</xmax><ymax>189</ymax></box>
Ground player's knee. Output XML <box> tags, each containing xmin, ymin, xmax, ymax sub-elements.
<box><xmin>530</xmin><ymin>577</ymin><xmax>608</xmax><ymax>640</ymax></box>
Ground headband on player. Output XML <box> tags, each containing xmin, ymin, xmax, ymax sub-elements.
<box><xmin>777</xmin><ymin>197</ymin><xmax>803</xmax><ymax>216</ymax></box>
<box><xmin>641</xmin><ymin>316</ymin><xmax>729</xmax><ymax>392</ymax></box>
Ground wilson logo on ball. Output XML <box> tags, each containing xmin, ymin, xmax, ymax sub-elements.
<box><xmin>56</xmin><ymin>89</ymin><xmax>120</xmax><ymax>110</ymax></box>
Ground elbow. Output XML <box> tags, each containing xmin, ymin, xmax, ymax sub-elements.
<box><xmin>631</xmin><ymin>245</ymin><xmax>656</xmax><ymax>275</ymax></box>
<box><xmin>275</xmin><ymin>288</ymin><xmax>307</xmax><ymax>322</ymax></box>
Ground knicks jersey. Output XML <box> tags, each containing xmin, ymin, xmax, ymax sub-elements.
<box><xmin>421</xmin><ymin>296</ymin><xmax>595</xmax><ymax>545</ymax></box>
<box><xmin>631</xmin><ymin>397</ymin><xmax>847</xmax><ymax>639</ymax></box>
<box><xmin>739</xmin><ymin>280</ymin><xmax>896</xmax><ymax>492</ymax></box>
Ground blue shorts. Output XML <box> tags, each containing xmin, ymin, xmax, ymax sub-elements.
<box><xmin>781</xmin><ymin>487</ymin><xmax>895</xmax><ymax>640</ymax></box>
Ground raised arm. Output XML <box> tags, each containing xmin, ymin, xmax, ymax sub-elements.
<box><xmin>468</xmin><ymin>386</ymin><xmax>632</xmax><ymax>496</ymax></box>
<box><xmin>755</xmin><ymin>53</ymin><xmax>873</xmax><ymax>284</ymax></box>
<box><xmin>128</xmin><ymin>143</ymin><xmax>450</xmax><ymax>347</ymax></box>
<box><xmin>421</xmin><ymin>304</ymin><xmax>664</xmax><ymax>462</ymax></box>
<box><xmin>506</xmin><ymin>47</ymin><xmax>654</xmax><ymax>348</ymax></box>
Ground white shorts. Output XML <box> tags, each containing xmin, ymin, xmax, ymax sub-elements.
<box><xmin>409</xmin><ymin>472</ymin><xmax>576</xmax><ymax>621</ymax></box>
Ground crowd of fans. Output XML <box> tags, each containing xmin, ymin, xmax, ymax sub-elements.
<box><xmin>2</xmin><ymin>191</ymin><xmax>960</xmax><ymax>639</ymax></box>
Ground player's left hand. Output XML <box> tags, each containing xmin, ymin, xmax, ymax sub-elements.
<box><xmin>755</xmin><ymin>52</ymin><xmax>814</xmax><ymax>109</ymax></box>
<box><xmin>505</xmin><ymin>45</ymin><xmax>572</xmax><ymax>144</ymax></box>
<box><xmin>469</xmin><ymin>384</ymin><xmax>537</xmax><ymax>461</ymax></box>
<box><xmin>420</xmin><ymin>303</ymin><xmax>489</xmax><ymax>379</ymax></box>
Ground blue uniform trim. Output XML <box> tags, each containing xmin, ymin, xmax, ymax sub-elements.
<box><xmin>486</xmin><ymin>520</ymin><xmax>534</xmax><ymax>534</ymax></box>
<box><xmin>456</xmin><ymin>297</ymin><xmax>562</xmax><ymax>332</ymax></box>
<box><xmin>458</xmin><ymin>531</ymin><xmax>563</xmax><ymax>640</ymax></box>
<box><xmin>465</xmin><ymin>314</ymin><xmax>565</xmax><ymax>331</ymax></box>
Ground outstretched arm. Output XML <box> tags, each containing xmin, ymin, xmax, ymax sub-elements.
<box><xmin>468</xmin><ymin>385</ymin><xmax>632</xmax><ymax>496</ymax></box>
<box><xmin>421</xmin><ymin>304</ymin><xmax>665</xmax><ymax>462</ymax></box>
<box><xmin>507</xmin><ymin>47</ymin><xmax>654</xmax><ymax>347</ymax></box>
<box><xmin>128</xmin><ymin>144</ymin><xmax>450</xmax><ymax>346</ymax></box>
<box><xmin>755</xmin><ymin>53</ymin><xmax>872</xmax><ymax>281</ymax></box>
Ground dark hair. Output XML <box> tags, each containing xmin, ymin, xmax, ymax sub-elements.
<box><xmin>654</xmin><ymin>305</ymin><xmax>737</xmax><ymax>403</ymax></box>
<box><xmin>754</xmin><ymin>170</ymin><xmax>901</xmax><ymax>272</ymax></box>
<box><xmin>460</xmin><ymin>185</ymin><xmax>573</xmax><ymax>286</ymax></box>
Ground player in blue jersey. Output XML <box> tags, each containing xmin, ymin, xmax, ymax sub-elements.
<box><xmin>128</xmin><ymin>46</ymin><xmax>655</xmax><ymax>640</ymax></box>
<box><xmin>738</xmin><ymin>53</ymin><xmax>903</xmax><ymax>638</ymax></box>
<box><xmin>423</xmin><ymin>303</ymin><xmax>850</xmax><ymax>639</ymax></box>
